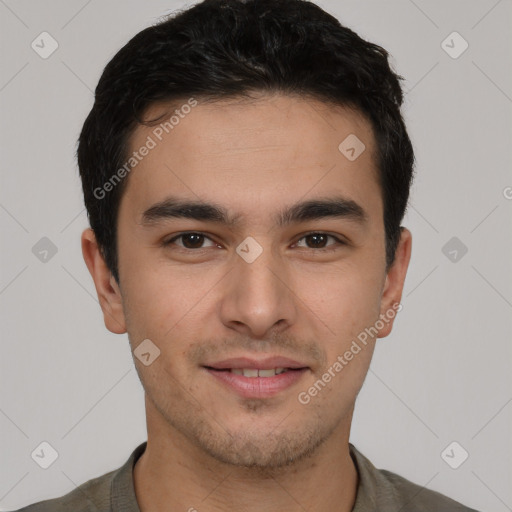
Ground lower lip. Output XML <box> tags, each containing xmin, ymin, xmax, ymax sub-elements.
<box><xmin>204</xmin><ymin>368</ymin><xmax>308</xmax><ymax>399</ymax></box>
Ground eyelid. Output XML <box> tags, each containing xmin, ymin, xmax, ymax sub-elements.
<box><xmin>293</xmin><ymin>232</ymin><xmax>346</xmax><ymax>249</ymax></box>
<box><xmin>164</xmin><ymin>231</ymin><xmax>218</xmax><ymax>249</ymax></box>
<box><xmin>164</xmin><ymin>231</ymin><xmax>347</xmax><ymax>251</ymax></box>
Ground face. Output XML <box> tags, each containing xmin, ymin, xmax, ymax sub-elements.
<box><xmin>82</xmin><ymin>94</ymin><xmax>411</xmax><ymax>469</ymax></box>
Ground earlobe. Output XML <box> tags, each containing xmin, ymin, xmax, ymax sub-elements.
<box><xmin>377</xmin><ymin>227</ymin><xmax>412</xmax><ymax>339</ymax></box>
<box><xmin>81</xmin><ymin>228</ymin><xmax>127</xmax><ymax>334</ymax></box>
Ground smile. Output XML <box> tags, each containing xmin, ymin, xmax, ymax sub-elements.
<box><xmin>204</xmin><ymin>366</ymin><xmax>308</xmax><ymax>398</ymax></box>
<box><xmin>225</xmin><ymin>367</ymin><xmax>290</xmax><ymax>377</ymax></box>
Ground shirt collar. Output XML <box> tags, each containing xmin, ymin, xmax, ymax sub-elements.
<box><xmin>349</xmin><ymin>442</ymin><xmax>401</xmax><ymax>511</ymax></box>
<box><xmin>111</xmin><ymin>441</ymin><xmax>146</xmax><ymax>511</ymax></box>
<box><xmin>111</xmin><ymin>440</ymin><xmax>398</xmax><ymax>511</ymax></box>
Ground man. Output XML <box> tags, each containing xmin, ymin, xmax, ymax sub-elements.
<box><xmin>14</xmin><ymin>0</ymin><xmax>479</xmax><ymax>510</ymax></box>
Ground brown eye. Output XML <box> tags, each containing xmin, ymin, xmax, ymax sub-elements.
<box><xmin>294</xmin><ymin>232</ymin><xmax>345</xmax><ymax>251</ymax></box>
<box><xmin>164</xmin><ymin>232</ymin><xmax>216</xmax><ymax>250</ymax></box>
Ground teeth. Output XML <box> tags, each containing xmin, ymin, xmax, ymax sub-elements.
<box><xmin>243</xmin><ymin>368</ymin><xmax>259</xmax><ymax>377</ymax></box>
<box><xmin>258</xmin><ymin>368</ymin><xmax>277</xmax><ymax>377</ymax></box>
<box><xmin>229</xmin><ymin>368</ymin><xmax>289</xmax><ymax>377</ymax></box>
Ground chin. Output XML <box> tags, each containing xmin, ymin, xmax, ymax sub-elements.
<box><xmin>187</xmin><ymin>417</ymin><xmax>333</xmax><ymax>470</ymax></box>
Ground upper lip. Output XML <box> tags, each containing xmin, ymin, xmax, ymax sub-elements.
<box><xmin>204</xmin><ymin>356</ymin><xmax>308</xmax><ymax>370</ymax></box>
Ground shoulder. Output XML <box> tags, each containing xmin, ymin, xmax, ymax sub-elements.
<box><xmin>9</xmin><ymin>468</ymin><xmax>116</xmax><ymax>512</ymax></box>
<box><xmin>9</xmin><ymin>441</ymin><xmax>147</xmax><ymax>512</ymax></box>
<box><xmin>379</xmin><ymin>467</ymin><xmax>480</xmax><ymax>511</ymax></box>
<box><xmin>349</xmin><ymin>443</ymin><xmax>481</xmax><ymax>512</ymax></box>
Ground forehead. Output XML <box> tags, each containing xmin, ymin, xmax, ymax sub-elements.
<box><xmin>119</xmin><ymin>94</ymin><xmax>382</xmax><ymax>228</ymax></box>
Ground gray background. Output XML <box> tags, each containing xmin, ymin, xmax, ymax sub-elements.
<box><xmin>1</xmin><ymin>0</ymin><xmax>511</xmax><ymax>510</ymax></box>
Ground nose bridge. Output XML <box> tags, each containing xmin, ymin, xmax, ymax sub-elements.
<box><xmin>220</xmin><ymin>235</ymin><xmax>296</xmax><ymax>336</ymax></box>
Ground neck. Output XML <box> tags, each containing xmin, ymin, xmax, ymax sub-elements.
<box><xmin>134</xmin><ymin>404</ymin><xmax>358</xmax><ymax>512</ymax></box>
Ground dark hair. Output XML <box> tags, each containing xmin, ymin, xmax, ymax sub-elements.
<box><xmin>78</xmin><ymin>0</ymin><xmax>415</xmax><ymax>284</ymax></box>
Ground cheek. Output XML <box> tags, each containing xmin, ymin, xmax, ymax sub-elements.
<box><xmin>121</xmin><ymin>258</ymin><xmax>218</xmax><ymax>358</ymax></box>
<box><xmin>301</xmin><ymin>265</ymin><xmax>382</xmax><ymax>393</ymax></box>
<box><xmin>119</xmin><ymin>259</ymin><xmax>176</xmax><ymax>345</ymax></box>
<box><xmin>299</xmin><ymin>262</ymin><xmax>382</xmax><ymax>333</ymax></box>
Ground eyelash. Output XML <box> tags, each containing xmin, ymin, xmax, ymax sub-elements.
<box><xmin>163</xmin><ymin>231</ymin><xmax>346</xmax><ymax>253</ymax></box>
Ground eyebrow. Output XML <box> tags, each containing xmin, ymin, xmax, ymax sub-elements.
<box><xmin>140</xmin><ymin>195</ymin><xmax>368</xmax><ymax>229</ymax></box>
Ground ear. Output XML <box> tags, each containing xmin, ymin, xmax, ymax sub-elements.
<box><xmin>376</xmin><ymin>227</ymin><xmax>412</xmax><ymax>338</ymax></box>
<box><xmin>81</xmin><ymin>228</ymin><xmax>127</xmax><ymax>334</ymax></box>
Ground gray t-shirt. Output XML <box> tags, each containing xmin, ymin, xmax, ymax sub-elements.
<box><xmin>11</xmin><ymin>441</ymin><xmax>480</xmax><ymax>511</ymax></box>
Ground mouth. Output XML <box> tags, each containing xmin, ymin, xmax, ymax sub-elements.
<box><xmin>209</xmin><ymin>367</ymin><xmax>296</xmax><ymax>377</ymax></box>
<box><xmin>202</xmin><ymin>356</ymin><xmax>310</xmax><ymax>398</ymax></box>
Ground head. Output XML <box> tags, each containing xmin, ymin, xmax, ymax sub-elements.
<box><xmin>80</xmin><ymin>0</ymin><xmax>414</xmax><ymax>470</ymax></box>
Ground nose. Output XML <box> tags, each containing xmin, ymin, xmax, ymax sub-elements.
<box><xmin>218</xmin><ymin>240</ymin><xmax>298</xmax><ymax>339</ymax></box>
